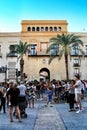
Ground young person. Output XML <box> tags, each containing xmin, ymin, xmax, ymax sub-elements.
<box><xmin>26</xmin><ymin>82</ymin><xmax>35</xmax><ymax>108</ymax></box>
<box><xmin>47</xmin><ymin>86</ymin><xmax>53</xmax><ymax>105</ymax></box>
<box><xmin>74</xmin><ymin>74</ymin><xmax>84</xmax><ymax>113</ymax></box>
<box><xmin>0</xmin><ymin>83</ymin><xmax>6</xmax><ymax>113</ymax></box>
<box><xmin>68</xmin><ymin>80</ymin><xmax>75</xmax><ymax>112</ymax></box>
<box><xmin>7</xmin><ymin>82</ymin><xmax>21</xmax><ymax>122</ymax></box>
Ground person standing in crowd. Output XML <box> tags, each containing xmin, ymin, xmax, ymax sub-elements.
<box><xmin>7</xmin><ymin>82</ymin><xmax>21</xmax><ymax>122</ymax></box>
<box><xmin>17</xmin><ymin>81</ymin><xmax>28</xmax><ymax>115</ymax></box>
<box><xmin>47</xmin><ymin>86</ymin><xmax>53</xmax><ymax>105</ymax></box>
<box><xmin>68</xmin><ymin>80</ymin><xmax>75</xmax><ymax>112</ymax></box>
<box><xmin>26</xmin><ymin>82</ymin><xmax>35</xmax><ymax>108</ymax></box>
<box><xmin>56</xmin><ymin>81</ymin><xmax>62</xmax><ymax>103</ymax></box>
<box><xmin>36</xmin><ymin>82</ymin><xmax>41</xmax><ymax>100</ymax></box>
<box><xmin>17</xmin><ymin>81</ymin><xmax>26</xmax><ymax>97</ymax></box>
<box><xmin>74</xmin><ymin>74</ymin><xmax>84</xmax><ymax>113</ymax></box>
<box><xmin>0</xmin><ymin>83</ymin><xmax>6</xmax><ymax>113</ymax></box>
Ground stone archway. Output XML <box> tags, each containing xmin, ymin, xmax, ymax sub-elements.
<box><xmin>39</xmin><ymin>68</ymin><xmax>50</xmax><ymax>81</ymax></box>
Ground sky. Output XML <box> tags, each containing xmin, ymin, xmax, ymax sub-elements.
<box><xmin>0</xmin><ymin>0</ymin><xmax>87</xmax><ymax>32</ymax></box>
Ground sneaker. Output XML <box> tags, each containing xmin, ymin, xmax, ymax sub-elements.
<box><xmin>40</xmin><ymin>98</ymin><xmax>43</xmax><ymax>101</ymax></box>
<box><xmin>75</xmin><ymin>106</ymin><xmax>79</xmax><ymax>109</ymax></box>
<box><xmin>76</xmin><ymin>110</ymin><xmax>82</xmax><ymax>113</ymax></box>
<box><xmin>81</xmin><ymin>107</ymin><xmax>84</xmax><ymax>111</ymax></box>
<box><xmin>71</xmin><ymin>108</ymin><xmax>75</xmax><ymax>111</ymax></box>
<box><xmin>10</xmin><ymin>120</ymin><xmax>13</xmax><ymax>122</ymax></box>
<box><xmin>18</xmin><ymin>120</ymin><xmax>22</xmax><ymax>123</ymax></box>
<box><xmin>69</xmin><ymin>109</ymin><xmax>73</xmax><ymax>112</ymax></box>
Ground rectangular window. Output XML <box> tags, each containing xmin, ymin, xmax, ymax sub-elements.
<box><xmin>73</xmin><ymin>59</ymin><xmax>80</xmax><ymax>67</ymax></box>
<box><xmin>85</xmin><ymin>45</ymin><xmax>87</xmax><ymax>55</ymax></box>
<box><xmin>9</xmin><ymin>45</ymin><xmax>17</xmax><ymax>52</ymax></box>
<box><xmin>0</xmin><ymin>45</ymin><xmax>2</xmax><ymax>57</ymax></box>
<box><xmin>40</xmin><ymin>42</ymin><xmax>48</xmax><ymax>51</ymax></box>
<box><xmin>74</xmin><ymin>68</ymin><xmax>79</xmax><ymax>74</ymax></box>
<box><xmin>50</xmin><ymin>45</ymin><xmax>59</xmax><ymax>55</ymax></box>
<box><xmin>73</xmin><ymin>59</ymin><xmax>79</xmax><ymax>64</ymax></box>
<box><xmin>72</xmin><ymin>45</ymin><xmax>79</xmax><ymax>55</ymax></box>
<box><xmin>0</xmin><ymin>45</ymin><xmax>1</xmax><ymax>52</ymax></box>
<box><xmin>28</xmin><ymin>44</ymin><xmax>37</xmax><ymax>55</ymax></box>
<box><xmin>7</xmin><ymin>45</ymin><xmax>17</xmax><ymax>57</ymax></box>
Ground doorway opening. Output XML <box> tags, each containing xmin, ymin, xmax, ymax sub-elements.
<box><xmin>39</xmin><ymin>68</ymin><xmax>50</xmax><ymax>82</ymax></box>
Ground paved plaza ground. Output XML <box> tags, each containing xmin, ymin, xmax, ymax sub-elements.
<box><xmin>0</xmin><ymin>99</ymin><xmax>87</xmax><ymax>130</ymax></box>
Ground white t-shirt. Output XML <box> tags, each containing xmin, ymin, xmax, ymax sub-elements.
<box><xmin>52</xmin><ymin>84</ymin><xmax>55</xmax><ymax>89</ymax></box>
<box><xmin>17</xmin><ymin>84</ymin><xmax>26</xmax><ymax>96</ymax></box>
<box><xmin>75</xmin><ymin>80</ymin><xmax>82</xmax><ymax>94</ymax></box>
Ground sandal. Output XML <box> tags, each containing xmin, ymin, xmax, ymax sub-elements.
<box><xmin>10</xmin><ymin>120</ymin><xmax>13</xmax><ymax>122</ymax></box>
<box><xmin>18</xmin><ymin>120</ymin><xmax>22</xmax><ymax>123</ymax></box>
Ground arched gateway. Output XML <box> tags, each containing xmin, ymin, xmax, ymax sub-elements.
<box><xmin>39</xmin><ymin>68</ymin><xmax>50</xmax><ymax>81</ymax></box>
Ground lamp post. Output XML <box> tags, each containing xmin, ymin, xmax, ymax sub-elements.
<box><xmin>16</xmin><ymin>68</ymin><xmax>18</xmax><ymax>83</ymax></box>
<box><xmin>4</xmin><ymin>65</ymin><xmax>7</xmax><ymax>83</ymax></box>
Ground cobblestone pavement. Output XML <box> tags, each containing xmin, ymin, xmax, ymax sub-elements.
<box><xmin>0</xmin><ymin>101</ymin><xmax>66</xmax><ymax>130</ymax></box>
<box><xmin>0</xmin><ymin>100</ymin><xmax>87</xmax><ymax>130</ymax></box>
<box><xmin>34</xmin><ymin>104</ymin><xmax>66</xmax><ymax>130</ymax></box>
<box><xmin>0</xmin><ymin>103</ymin><xmax>40</xmax><ymax>130</ymax></box>
<box><xmin>55</xmin><ymin>100</ymin><xmax>87</xmax><ymax>130</ymax></box>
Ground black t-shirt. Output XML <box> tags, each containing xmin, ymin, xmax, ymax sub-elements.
<box><xmin>36</xmin><ymin>84</ymin><xmax>40</xmax><ymax>90</ymax></box>
<box><xmin>7</xmin><ymin>87</ymin><xmax>20</xmax><ymax>106</ymax></box>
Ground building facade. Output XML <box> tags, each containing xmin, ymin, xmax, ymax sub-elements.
<box><xmin>0</xmin><ymin>33</ymin><xmax>20</xmax><ymax>82</ymax></box>
<box><xmin>21</xmin><ymin>20</ymin><xmax>68</xmax><ymax>81</ymax></box>
<box><xmin>0</xmin><ymin>20</ymin><xmax>87</xmax><ymax>82</ymax></box>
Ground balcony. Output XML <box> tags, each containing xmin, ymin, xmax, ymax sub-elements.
<box><xmin>71</xmin><ymin>50</ymin><xmax>83</xmax><ymax>57</ymax></box>
<box><xmin>71</xmin><ymin>53</ymin><xmax>82</xmax><ymax>57</ymax></box>
<box><xmin>73</xmin><ymin>63</ymin><xmax>80</xmax><ymax>67</ymax></box>
<box><xmin>6</xmin><ymin>52</ymin><xmax>18</xmax><ymax>57</ymax></box>
<box><xmin>28</xmin><ymin>51</ymin><xmax>50</xmax><ymax>56</ymax></box>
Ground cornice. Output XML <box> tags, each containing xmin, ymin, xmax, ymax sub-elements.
<box><xmin>0</xmin><ymin>32</ymin><xmax>20</xmax><ymax>37</ymax></box>
<box><xmin>21</xmin><ymin>20</ymin><xmax>68</xmax><ymax>25</ymax></box>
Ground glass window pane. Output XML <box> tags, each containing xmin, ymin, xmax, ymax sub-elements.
<box><xmin>54</xmin><ymin>27</ymin><xmax>57</xmax><ymax>31</ymax></box>
<box><xmin>41</xmin><ymin>27</ymin><xmax>44</xmax><ymax>31</ymax></box>
<box><xmin>36</xmin><ymin>27</ymin><xmax>40</xmax><ymax>31</ymax></box>
<box><xmin>85</xmin><ymin>45</ymin><xmax>87</xmax><ymax>55</ymax></box>
<box><xmin>27</xmin><ymin>27</ymin><xmax>31</xmax><ymax>31</ymax></box>
<box><xmin>58</xmin><ymin>26</ymin><xmax>62</xmax><ymax>31</ymax></box>
<box><xmin>49</xmin><ymin>27</ymin><xmax>53</xmax><ymax>31</ymax></box>
<box><xmin>32</xmin><ymin>27</ymin><xmax>35</xmax><ymax>31</ymax></box>
<box><xmin>50</xmin><ymin>45</ymin><xmax>59</xmax><ymax>55</ymax></box>
<box><xmin>45</xmin><ymin>27</ymin><xmax>48</xmax><ymax>31</ymax></box>
<box><xmin>28</xmin><ymin>44</ymin><xmax>37</xmax><ymax>55</ymax></box>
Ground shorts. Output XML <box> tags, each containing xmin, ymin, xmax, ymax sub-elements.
<box><xmin>48</xmin><ymin>97</ymin><xmax>52</xmax><ymax>102</ymax></box>
<box><xmin>75</xmin><ymin>93</ymin><xmax>82</xmax><ymax>102</ymax></box>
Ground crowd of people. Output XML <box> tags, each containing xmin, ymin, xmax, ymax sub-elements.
<box><xmin>0</xmin><ymin>74</ymin><xmax>87</xmax><ymax>122</ymax></box>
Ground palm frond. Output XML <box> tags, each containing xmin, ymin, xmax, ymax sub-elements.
<box><xmin>15</xmin><ymin>40</ymin><xmax>28</xmax><ymax>61</ymax></box>
<box><xmin>58</xmin><ymin>50</ymin><xmax>64</xmax><ymax>60</ymax></box>
<box><xmin>48</xmin><ymin>55</ymin><xmax>56</xmax><ymax>64</ymax></box>
<box><xmin>47</xmin><ymin>33</ymin><xmax>84</xmax><ymax>65</ymax></box>
<box><xmin>46</xmin><ymin>43</ymin><xmax>59</xmax><ymax>54</ymax></box>
<box><xmin>79</xmin><ymin>48</ymin><xmax>85</xmax><ymax>57</ymax></box>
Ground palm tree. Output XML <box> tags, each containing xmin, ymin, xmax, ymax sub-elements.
<box><xmin>15</xmin><ymin>40</ymin><xmax>29</xmax><ymax>81</ymax></box>
<box><xmin>46</xmin><ymin>33</ymin><xmax>84</xmax><ymax>80</ymax></box>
